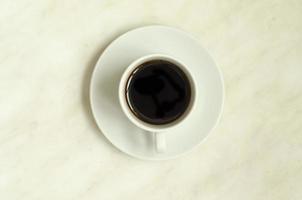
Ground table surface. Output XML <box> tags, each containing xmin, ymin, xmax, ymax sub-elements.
<box><xmin>1</xmin><ymin>0</ymin><xmax>302</xmax><ymax>199</ymax></box>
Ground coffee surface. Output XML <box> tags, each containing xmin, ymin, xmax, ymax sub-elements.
<box><xmin>126</xmin><ymin>60</ymin><xmax>191</xmax><ymax>125</ymax></box>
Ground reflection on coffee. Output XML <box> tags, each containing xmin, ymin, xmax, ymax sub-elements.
<box><xmin>126</xmin><ymin>60</ymin><xmax>191</xmax><ymax>125</ymax></box>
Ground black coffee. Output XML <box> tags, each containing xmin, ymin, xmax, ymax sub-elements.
<box><xmin>126</xmin><ymin>60</ymin><xmax>191</xmax><ymax>125</ymax></box>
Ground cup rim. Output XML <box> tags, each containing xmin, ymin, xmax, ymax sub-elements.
<box><xmin>118</xmin><ymin>54</ymin><xmax>197</xmax><ymax>132</ymax></box>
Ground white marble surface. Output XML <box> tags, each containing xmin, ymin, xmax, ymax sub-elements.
<box><xmin>0</xmin><ymin>0</ymin><xmax>302</xmax><ymax>199</ymax></box>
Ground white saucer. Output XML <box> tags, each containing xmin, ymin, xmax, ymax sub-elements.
<box><xmin>90</xmin><ymin>25</ymin><xmax>224</xmax><ymax>160</ymax></box>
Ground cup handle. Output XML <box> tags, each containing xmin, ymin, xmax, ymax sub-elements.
<box><xmin>154</xmin><ymin>132</ymin><xmax>166</xmax><ymax>153</ymax></box>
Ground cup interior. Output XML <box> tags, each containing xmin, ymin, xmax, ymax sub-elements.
<box><xmin>119</xmin><ymin>54</ymin><xmax>196</xmax><ymax>132</ymax></box>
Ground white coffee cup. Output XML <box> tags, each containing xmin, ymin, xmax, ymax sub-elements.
<box><xmin>118</xmin><ymin>54</ymin><xmax>197</xmax><ymax>153</ymax></box>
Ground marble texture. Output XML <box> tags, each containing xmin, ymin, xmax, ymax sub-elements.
<box><xmin>0</xmin><ymin>0</ymin><xmax>302</xmax><ymax>199</ymax></box>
